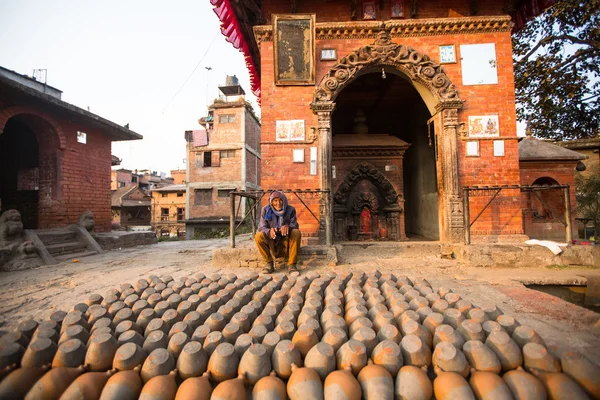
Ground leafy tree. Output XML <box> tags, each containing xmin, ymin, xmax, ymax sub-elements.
<box><xmin>512</xmin><ymin>1</ymin><xmax>600</xmax><ymax>140</ymax></box>
<box><xmin>575</xmin><ymin>167</ymin><xmax>600</xmax><ymax>241</ymax></box>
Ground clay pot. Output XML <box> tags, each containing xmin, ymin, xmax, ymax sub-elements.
<box><xmin>399</xmin><ymin>335</ymin><xmax>431</xmax><ymax>368</ymax></box>
<box><xmin>112</xmin><ymin>342</ymin><xmax>146</xmax><ymax>371</ymax></box>
<box><xmin>139</xmin><ymin>369</ymin><xmax>178</xmax><ymax>400</ymax></box>
<box><xmin>59</xmin><ymin>369</ymin><xmax>116</xmax><ymax>400</ymax></box>
<box><xmin>351</xmin><ymin>328</ymin><xmax>378</xmax><ymax>357</ymax></box>
<box><xmin>529</xmin><ymin>368</ymin><xmax>590</xmax><ymax>400</ymax></box>
<box><xmin>0</xmin><ymin>365</ymin><xmax>50</xmax><ymax>400</ymax></box>
<box><xmin>463</xmin><ymin>340</ymin><xmax>502</xmax><ymax>374</ymax></box>
<box><xmin>304</xmin><ymin>342</ymin><xmax>336</xmax><ymax>382</ymax></box>
<box><xmin>222</xmin><ymin>323</ymin><xmax>242</xmax><ymax>345</ymax></box>
<box><xmin>17</xmin><ymin>320</ymin><xmax>39</xmax><ymax>340</ymax></box>
<box><xmin>560</xmin><ymin>350</ymin><xmax>600</xmax><ymax>399</ymax></box>
<box><xmin>433</xmin><ymin>367</ymin><xmax>476</xmax><ymax>400</ymax></box>
<box><xmin>21</xmin><ymin>338</ymin><xmax>58</xmax><ymax>368</ymax></box>
<box><xmin>291</xmin><ymin>325</ymin><xmax>319</xmax><ymax>358</ymax></box>
<box><xmin>207</xmin><ymin>342</ymin><xmax>239</xmax><ymax>383</ymax></box>
<box><xmin>271</xmin><ymin>340</ymin><xmax>303</xmax><ymax>380</ymax></box>
<box><xmin>85</xmin><ymin>333</ymin><xmax>119</xmax><ymax>372</ymax></box>
<box><xmin>401</xmin><ymin>320</ymin><xmax>432</xmax><ymax>349</ymax></box>
<box><xmin>117</xmin><ymin>330</ymin><xmax>144</xmax><ymax>347</ymax></box>
<box><xmin>168</xmin><ymin>332</ymin><xmax>190</xmax><ymax>359</ymax></box>
<box><xmin>59</xmin><ymin>324</ymin><xmax>90</xmax><ymax>347</ymax></box>
<box><xmin>211</xmin><ymin>374</ymin><xmax>246</xmax><ymax>400</ymax></box>
<box><xmin>469</xmin><ymin>370</ymin><xmax>514</xmax><ymax>399</ymax></box>
<box><xmin>376</xmin><ymin>324</ymin><xmax>402</xmax><ymax>344</ymax></box>
<box><xmin>191</xmin><ymin>325</ymin><xmax>211</xmax><ymax>345</ymax></box>
<box><xmin>502</xmin><ymin>366</ymin><xmax>548</xmax><ymax>400</ymax></box>
<box><xmin>512</xmin><ymin>326</ymin><xmax>545</xmax><ymax>349</ymax></box>
<box><xmin>457</xmin><ymin>320</ymin><xmax>486</xmax><ymax>343</ymax></box>
<box><xmin>336</xmin><ymin>339</ymin><xmax>368</xmax><ymax>377</ymax></box>
<box><xmin>433</xmin><ymin>341</ymin><xmax>470</xmax><ymax>378</ymax></box>
<box><xmin>349</xmin><ymin>317</ymin><xmax>373</xmax><ymax>338</ymax></box>
<box><xmin>142</xmin><ymin>331</ymin><xmax>169</xmax><ymax>355</ymax></box>
<box><xmin>370</xmin><ymin>340</ymin><xmax>403</xmax><ymax>378</ymax></box>
<box><xmin>140</xmin><ymin>348</ymin><xmax>176</xmax><ymax>383</ymax></box>
<box><xmin>324</xmin><ymin>368</ymin><xmax>361</xmax><ymax>400</ymax></box>
<box><xmin>0</xmin><ymin>363</ymin><xmax>16</xmax><ymax>383</ymax></box>
<box><xmin>423</xmin><ymin>313</ymin><xmax>445</xmax><ymax>335</ymax></box>
<box><xmin>485</xmin><ymin>331</ymin><xmax>523</xmax><ymax>372</ymax></box>
<box><xmin>287</xmin><ymin>364</ymin><xmax>323</xmax><ymax>400</ymax></box>
<box><xmin>467</xmin><ymin>308</ymin><xmax>489</xmax><ymax>324</ymax></box>
<box><xmin>177</xmin><ymin>341</ymin><xmax>208</xmax><ymax>380</ymax></box>
<box><xmin>395</xmin><ymin>365</ymin><xmax>432</xmax><ymax>400</ymax></box>
<box><xmin>249</xmin><ymin>325</ymin><xmax>268</xmax><ymax>344</ymax></box>
<box><xmin>25</xmin><ymin>365</ymin><xmax>86</xmax><ymax>400</ymax></box>
<box><xmin>0</xmin><ymin>342</ymin><xmax>25</xmax><ymax>369</ymax></box>
<box><xmin>481</xmin><ymin>321</ymin><xmax>504</xmax><ymax>338</ymax></box>
<box><xmin>174</xmin><ymin>371</ymin><xmax>211</xmax><ymax>400</ymax></box>
<box><xmin>497</xmin><ymin>315</ymin><xmax>520</xmax><ymax>336</ymax></box>
<box><xmin>252</xmin><ymin>371</ymin><xmax>287</xmax><ymax>400</ymax></box>
<box><xmin>238</xmin><ymin>343</ymin><xmax>271</xmax><ymax>385</ymax></box>
<box><xmin>357</xmin><ymin>362</ymin><xmax>393</xmax><ymax>399</ymax></box>
<box><xmin>169</xmin><ymin>321</ymin><xmax>193</xmax><ymax>340</ymax></box>
<box><xmin>99</xmin><ymin>366</ymin><xmax>143</xmax><ymax>400</ymax></box>
<box><xmin>523</xmin><ymin>343</ymin><xmax>561</xmax><ymax>373</ymax></box>
<box><xmin>52</xmin><ymin>339</ymin><xmax>87</xmax><ymax>368</ymax></box>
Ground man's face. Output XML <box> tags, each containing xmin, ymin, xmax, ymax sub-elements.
<box><xmin>271</xmin><ymin>198</ymin><xmax>284</xmax><ymax>211</ymax></box>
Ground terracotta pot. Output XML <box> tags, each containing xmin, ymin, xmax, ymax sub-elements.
<box><xmin>59</xmin><ymin>369</ymin><xmax>115</xmax><ymax>400</ymax></box>
<box><xmin>99</xmin><ymin>366</ymin><xmax>143</xmax><ymax>400</ymax></box>
<box><xmin>139</xmin><ymin>369</ymin><xmax>178</xmax><ymax>400</ymax></box>
<box><xmin>0</xmin><ymin>365</ymin><xmax>50</xmax><ymax>400</ymax></box>
<box><xmin>322</xmin><ymin>327</ymin><xmax>348</xmax><ymax>353</ymax></box>
<box><xmin>177</xmin><ymin>341</ymin><xmax>208</xmax><ymax>380</ymax></box>
<box><xmin>469</xmin><ymin>370</ymin><xmax>514</xmax><ymax>400</ymax></box>
<box><xmin>395</xmin><ymin>365</ymin><xmax>432</xmax><ymax>400</ymax></box>
<box><xmin>21</xmin><ymin>338</ymin><xmax>58</xmax><ymax>368</ymax></box>
<box><xmin>0</xmin><ymin>363</ymin><xmax>16</xmax><ymax>383</ymax></box>
<box><xmin>433</xmin><ymin>341</ymin><xmax>470</xmax><ymax>378</ymax></box>
<box><xmin>511</xmin><ymin>326</ymin><xmax>545</xmax><ymax>349</ymax></box>
<box><xmin>370</xmin><ymin>340</ymin><xmax>403</xmax><ymax>378</ymax></box>
<box><xmin>433</xmin><ymin>324</ymin><xmax>465</xmax><ymax>350</ymax></box>
<box><xmin>523</xmin><ymin>343</ymin><xmax>561</xmax><ymax>373</ymax></box>
<box><xmin>112</xmin><ymin>342</ymin><xmax>146</xmax><ymax>371</ymax></box>
<box><xmin>59</xmin><ymin>325</ymin><xmax>90</xmax><ymax>347</ymax></box>
<box><xmin>457</xmin><ymin>320</ymin><xmax>485</xmax><ymax>342</ymax></box>
<box><xmin>207</xmin><ymin>342</ymin><xmax>239</xmax><ymax>383</ymax></box>
<box><xmin>50</xmin><ymin>310</ymin><xmax>67</xmax><ymax>325</ymax></box>
<box><xmin>287</xmin><ymin>364</ymin><xmax>323</xmax><ymax>400</ymax></box>
<box><xmin>222</xmin><ymin>323</ymin><xmax>242</xmax><ymax>345</ymax></box>
<box><xmin>560</xmin><ymin>350</ymin><xmax>600</xmax><ymax>399</ymax></box>
<box><xmin>142</xmin><ymin>331</ymin><xmax>169</xmax><ymax>355</ymax></box>
<box><xmin>238</xmin><ymin>343</ymin><xmax>271</xmax><ymax>385</ymax></box>
<box><xmin>203</xmin><ymin>331</ymin><xmax>225</xmax><ymax>357</ymax></box>
<box><xmin>24</xmin><ymin>365</ymin><xmax>86</xmax><ymax>400</ymax></box>
<box><xmin>336</xmin><ymin>339</ymin><xmax>368</xmax><ymax>377</ymax></box>
<box><xmin>85</xmin><ymin>333</ymin><xmax>119</xmax><ymax>372</ymax></box>
<box><xmin>481</xmin><ymin>321</ymin><xmax>504</xmax><ymax>338</ymax></box>
<box><xmin>169</xmin><ymin>321</ymin><xmax>193</xmax><ymax>340</ymax></box>
<box><xmin>304</xmin><ymin>342</ymin><xmax>335</xmax><ymax>382</ymax></box>
<box><xmin>52</xmin><ymin>339</ymin><xmax>87</xmax><ymax>368</ymax></box>
<box><xmin>431</xmin><ymin>300</ymin><xmax>450</xmax><ymax>315</ymax></box>
<box><xmin>167</xmin><ymin>332</ymin><xmax>190</xmax><ymax>360</ymax></box>
<box><xmin>291</xmin><ymin>325</ymin><xmax>319</xmax><ymax>358</ymax></box>
<box><xmin>140</xmin><ymin>348</ymin><xmax>176</xmax><ymax>383</ymax></box>
<box><xmin>497</xmin><ymin>315</ymin><xmax>520</xmax><ymax>336</ymax></box>
<box><xmin>485</xmin><ymin>331</ymin><xmax>523</xmax><ymax>372</ymax></box>
<box><xmin>212</xmin><ymin>374</ymin><xmax>246</xmax><ymax>400</ymax></box>
<box><xmin>502</xmin><ymin>366</ymin><xmax>548</xmax><ymax>400</ymax></box>
<box><xmin>399</xmin><ymin>335</ymin><xmax>431</xmax><ymax>368</ymax></box>
<box><xmin>262</xmin><ymin>332</ymin><xmax>281</xmax><ymax>357</ymax></box>
<box><xmin>357</xmin><ymin>362</ymin><xmax>393</xmax><ymax>399</ymax></box>
<box><xmin>0</xmin><ymin>342</ymin><xmax>25</xmax><ymax>369</ymax></box>
<box><xmin>433</xmin><ymin>367</ymin><xmax>476</xmax><ymax>400</ymax></box>
<box><xmin>462</xmin><ymin>340</ymin><xmax>502</xmax><ymax>374</ymax></box>
<box><xmin>174</xmin><ymin>371</ymin><xmax>211</xmax><ymax>400</ymax></box>
<box><xmin>443</xmin><ymin>308</ymin><xmax>466</xmax><ymax>330</ymax></box>
<box><xmin>324</xmin><ymin>368</ymin><xmax>361</xmax><ymax>400</ymax></box>
<box><xmin>191</xmin><ymin>325</ymin><xmax>211</xmax><ymax>345</ymax></box>
<box><xmin>400</xmin><ymin>320</ymin><xmax>432</xmax><ymax>349</ymax></box>
<box><xmin>529</xmin><ymin>368</ymin><xmax>590</xmax><ymax>400</ymax></box>
<box><xmin>17</xmin><ymin>320</ymin><xmax>39</xmax><ymax>340</ymax></box>
<box><xmin>375</xmin><ymin>324</ymin><xmax>401</xmax><ymax>344</ymax></box>
<box><xmin>252</xmin><ymin>371</ymin><xmax>287</xmax><ymax>400</ymax></box>
<box><xmin>349</xmin><ymin>317</ymin><xmax>373</xmax><ymax>338</ymax></box>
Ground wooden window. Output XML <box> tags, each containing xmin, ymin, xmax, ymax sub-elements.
<box><xmin>177</xmin><ymin>192</ymin><xmax>183</xmax><ymax>197</ymax></box>
<box><xmin>220</xmin><ymin>150</ymin><xmax>236</xmax><ymax>158</ymax></box>
<box><xmin>177</xmin><ymin>208</ymin><xmax>185</xmax><ymax>221</ymax></box>
<box><xmin>218</xmin><ymin>189</ymin><xmax>234</xmax><ymax>198</ymax></box>
<box><xmin>160</xmin><ymin>208</ymin><xmax>169</xmax><ymax>221</ymax></box>
<box><xmin>219</xmin><ymin>114</ymin><xmax>236</xmax><ymax>123</ymax></box>
<box><xmin>161</xmin><ymin>193</ymin><xmax>168</xmax><ymax>198</ymax></box>
<box><xmin>203</xmin><ymin>152</ymin><xmax>212</xmax><ymax>167</ymax></box>
<box><xmin>194</xmin><ymin>189</ymin><xmax>212</xmax><ymax>205</ymax></box>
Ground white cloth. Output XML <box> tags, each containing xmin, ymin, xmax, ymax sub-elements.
<box><xmin>525</xmin><ymin>239</ymin><xmax>567</xmax><ymax>255</ymax></box>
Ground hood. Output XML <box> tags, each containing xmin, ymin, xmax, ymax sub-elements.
<box><xmin>268</xmin><ymin>190</ymin><xmax>289</xmax><ymax>209</ymax></box>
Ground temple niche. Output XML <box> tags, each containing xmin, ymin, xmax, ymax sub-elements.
<box><xmin>332</xmin><ymin>115</ymin><xmax>410</xmax><ymax>241</ymax></box>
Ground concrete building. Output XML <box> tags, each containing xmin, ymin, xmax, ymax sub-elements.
<box><xmin>211</xmin><ymin>0</ymin><xmax>558</xmax><ymax>244</ymax></box>
<box><xmin>151</xmin><ymin>184</ymin><xmax>186</xmax><ymax>237</ymax></box>
<box><xmin>0</xmin><ymin>66</ymin><xmax>142</xmax><ymax>231</ymax></box>
<box><xmin>184</xmin><ymin>78</ymin><xmax>261</xmax><ymax>238</ymax></box>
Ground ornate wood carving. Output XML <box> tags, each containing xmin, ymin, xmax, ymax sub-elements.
<box><xmin>333</xmin><ymin>148</ymin><xmax>405</xmax><ymax>159</ymax></box>
<box><xmin>333</xmin><ymin>162</ymin><xmax>399</xmax><ymax>206</ymax></box>
<box><xmin>312</xmin><ymin>31</ymin><xmax>460</xmax><ymax>107</ymax></box>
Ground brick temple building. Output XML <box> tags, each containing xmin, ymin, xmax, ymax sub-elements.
<box><xmin>0</xmin><ymin>67</ymin><xmax>142</xmax><ymax>232</ymax></box>
<box><xmin>211</xmin><ymin>0</ymin><xmax>561</xmax><ymax>244</ymax></box>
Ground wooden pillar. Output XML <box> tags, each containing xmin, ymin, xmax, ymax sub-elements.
<box><xmin>230</xmin><ymin>193</ymin><xmax>236</xmax><ymax>248</ymax></box>
<box><xmin>564</xmin><ymin>186</ymin><xmax>572</xmax><ymax>243</ymax></box>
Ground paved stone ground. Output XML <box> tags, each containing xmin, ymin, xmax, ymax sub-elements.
<box><xmin>1</xmin><ymin>235</ymin><xmax>599</xmax><ymax>361</ymax></box>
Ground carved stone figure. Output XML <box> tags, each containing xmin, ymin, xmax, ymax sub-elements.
<box><xmin>0</xmin><ymin>209</ymin><xmax>39</xmax><ymax>271</ymax></box>
<box><xmin>78</xmin><ymin>210</ymin><xmax>96</xmax><ymax>233</ymax></box>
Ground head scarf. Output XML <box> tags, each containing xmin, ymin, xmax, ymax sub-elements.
<box><xmin>265</xmin><ymin>191</ymin><xmax>288</xmax><ymax>228</ymax></box>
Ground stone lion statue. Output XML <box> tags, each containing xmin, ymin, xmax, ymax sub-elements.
<box><xmin>0</xmin><ymin>210</ymin><xmax>38</xmax><ymax>269</ymax></box>
<box><xmin>77</xmin><ymin>210</ymin><xmax>95</xmax><ymax>232</ymax></box>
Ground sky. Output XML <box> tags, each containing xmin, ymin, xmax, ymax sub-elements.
<box><xmin>0</xmin><ymin>0</ymin><xmax>257</xmax><ymax>174</ymax></box>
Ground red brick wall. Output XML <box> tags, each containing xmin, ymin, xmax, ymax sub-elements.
<box><xmin>257</xmin><ymin>10</ymin><xmax>522</xmax><ymax>238</ymax></box>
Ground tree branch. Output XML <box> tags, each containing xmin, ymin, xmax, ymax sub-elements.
<box><xmin>516</xmin><ymin>34</ymin><xmax>600</xmax><ymax>64</ymax></box>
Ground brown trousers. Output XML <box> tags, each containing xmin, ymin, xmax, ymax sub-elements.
<box><xmin>255</xmin><ymin>229</ymin><xmax>301</xmax><ymax>265</ymax></box>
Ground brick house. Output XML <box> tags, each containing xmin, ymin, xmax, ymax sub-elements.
<box><xmin>184</xmin><ymin>79</ymin><xmax>261</xmax><ymax>238</ymax></box>
<box><xmin>0</xmin><ymin>67</ymin><xmax>142</xmax><ymax>231</ymax></box>
<box><xmin>211</xmin><ymin>0</ymin><xmax>557</xmax><ymax>244</ymax></box>
<box><xmin>151</xmin><ymin>184</ymin><xmax>186</xmax><ymax>237</ymax></box>
<box><xmin>111</xmin><ymin>185</ymin><xmax>151</xmax><ymax>229</ymax></box>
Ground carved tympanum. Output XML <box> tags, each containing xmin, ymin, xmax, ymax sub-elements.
<box><xmin>313</xmin><ymin>31</ymin><xmax>459</xmax><ymax>104</ymax></box>
<box><xmin>334</xmin><ymin>162</ymin><xmax>399</xmax><ymax>206</ymax></box>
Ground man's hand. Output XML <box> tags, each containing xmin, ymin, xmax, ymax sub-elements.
<box><xmin>280</xmin><ymin>225</ymin><xmax>289</xmax><ymax>236</ymax></box>
<box><xmin>269</xmin><ymin>228</ymin><xmax>277</xmax><ymax>239</ymax></box>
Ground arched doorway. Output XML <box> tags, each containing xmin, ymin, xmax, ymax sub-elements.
<box><xmin>0</xmin><ymin>113</ymin><xmax>62</xmax><ymax>229</ymax></box>
<box><xmin>311</xmin><ymin>31</ymin><xmax>465</xmax><ymax>244</ymax></box>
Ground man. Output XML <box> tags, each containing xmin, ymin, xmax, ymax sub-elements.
<box><xmin>255</xmin><ymin>191</ymin><xmax>301</xmax><ymax>273</ymax></box>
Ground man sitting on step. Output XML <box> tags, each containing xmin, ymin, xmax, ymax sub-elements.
<box><xmin>255</xmin><ymin>190</ymin><xmax>301</xmax><ymax>274</ymax></box>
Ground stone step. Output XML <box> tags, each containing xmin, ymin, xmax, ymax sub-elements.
<box><xmin>45</xmin><ymin>241</ymin><xmax>87</xmax><ymax>256</ymax></box>
<box><xmin>55</xmin><ymin>251</ymin><xmax>98</xmax><ymax>262</ymax></box>
<box><xmin>36</xmin><ymin>229</ymin><xmax>77</xmax><ymax>245</ymax></box>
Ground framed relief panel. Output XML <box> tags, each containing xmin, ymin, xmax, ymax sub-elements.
<box><xmin>273</xmin><ymin>14</ymin><xmax>315</xmax><ymax>85</ymax></box>
<box><xmin>363</xmin><ymin>1</ymin><xmax>376</xmax><ymax>20</ymax></box>
<box><xmin>391</xmin><ymin>0</ymin><xmax>404</xmax><ymax>18</ymax></box>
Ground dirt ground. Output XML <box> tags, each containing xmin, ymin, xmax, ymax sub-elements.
<box><xmin>1</xmin><ymin>235</ymin><xmax>599</xmax><ymax>361</ymax></box>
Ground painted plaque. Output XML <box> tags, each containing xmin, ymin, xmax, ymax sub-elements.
<box><xmin>468</xmin><ymin>115</ymin><xmax>500</xmax><ymax>137</ymax></box>
<box><xmin>290</xmin><ymin>120</ymin><xmax>305</xmax><ymax>141</ymax></box>
<box><xmin>391</xmin><ymin>0</ymin><xmax>404</xmax><ymax>18</ymax></box>
<box><xmin>363</xmin><ymin>1</ymin><xmax>376</xmax><ymax>20</ymax></box>
<box><xmin>276</xmin><ymin>120</ymin><xmax>291</xmax><ymax>141</ymax></box>
<box><xmin>273</xmin><ymin>14</ymin><xmax>315</xmax><ymax>85</ymax></box>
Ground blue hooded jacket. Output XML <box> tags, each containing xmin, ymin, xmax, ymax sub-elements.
<box><xmin>258</xmin><ymin>191</ymin><xmax>299</xmax><ymax>234</ymax></box>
